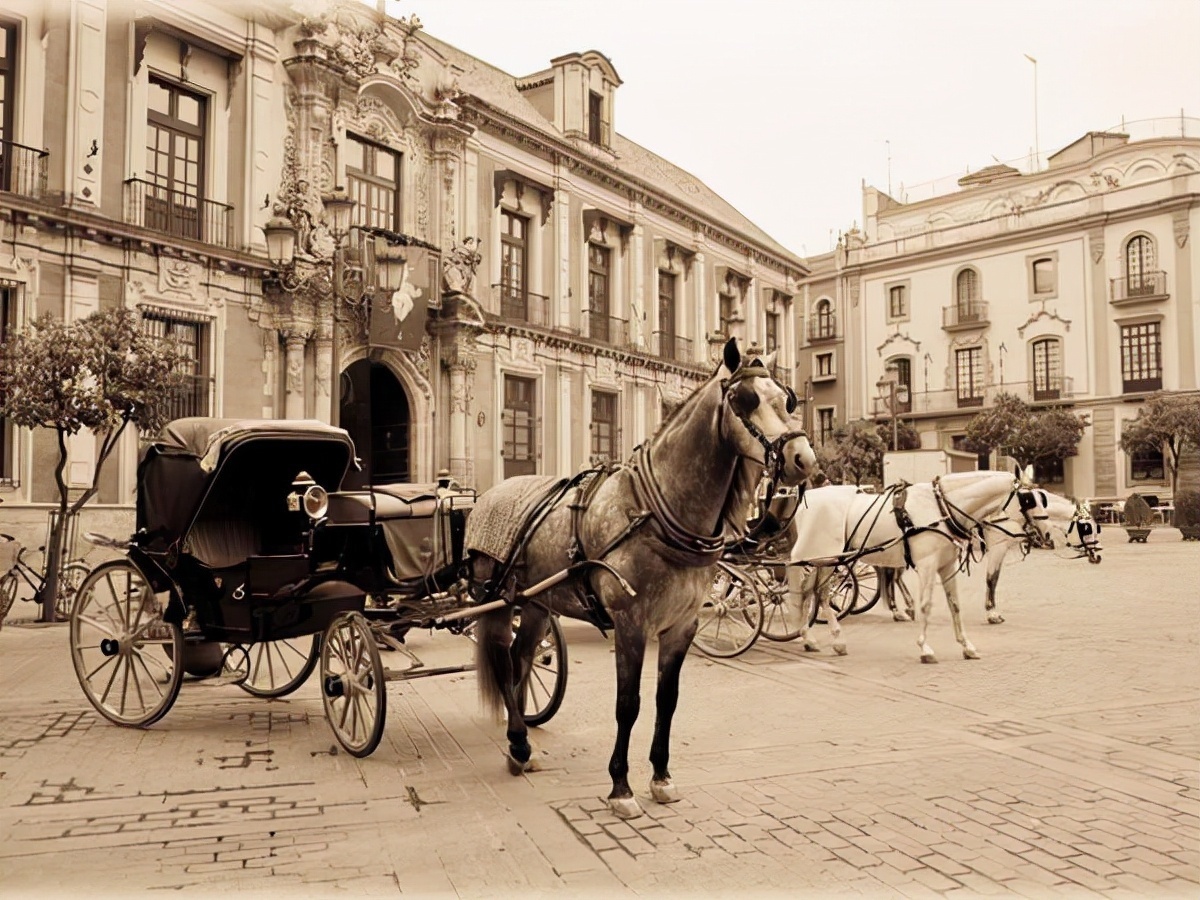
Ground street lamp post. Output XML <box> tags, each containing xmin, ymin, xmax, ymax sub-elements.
<box><xmin>262</xmin><ymin>188</ymin><xmax>407</xmax><ymax>427</ymax></box>
<box><xmin>876</xmin><ymin>364</ymin><xmax>910</xmax><ymax>452</ymax></box>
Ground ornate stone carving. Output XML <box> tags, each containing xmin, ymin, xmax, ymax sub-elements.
<box><xmin>443</xmin><ymin>236</ymin><xmax>481</xmax><ymax>295</ymax></box>
<box><xmin>1174</xmin><ymin>210</ymin><xmax>1190</xmax><ymax>248</ymax></box>
<box><xmin>1017</xmin><ymin>308</ymin><xmax>1071</xmax><ymax>337</ymax></box>
<box><xmin>157</xmin><ymin>257</ymin><xmax>204</xmax><ymax>298</ymax></box>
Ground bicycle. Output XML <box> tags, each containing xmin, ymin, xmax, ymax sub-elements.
<box><xmin>0</xmin><ymin>502</ymin><xmax>92</xmax><ymax>625</ymax></box>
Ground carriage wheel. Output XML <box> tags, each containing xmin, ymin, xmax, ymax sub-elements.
<box><xmin>759</xmin><ymin>564</ymin><xmax>805</xmax><ymax>642</ymax></box>
<box><xmin>515</xmin><ymin>612</ymin><xmax>568</xmax><ymax>727</ymax></box>
<box><xmin>320</xmin><ymin>612</ymin><xmax>386</xmax><ymax>757</ymax></box>
<box><xmin>812</xmin><ymin>564</ymin><xmax>858</xmax><ymax>626</ymax></box>
<box><xmin>236</xmin><ymin>635</ymin><xmax>321</xmax><ymax>698</ymax></box>
<box><xmin>69</xmin><ymin>560</ymin><xmax>183</xmax><ymax>727</ymax></box>
<box><xmin>54</xmin><ymin>562</ymin><xmax>92</xmax><ymax>622</ymax></box>
<box><xmin>694</xmin><ymin>563</ymin><xmax>763</xmax><ymax>658</ymax></box>
<box><xmin>848</xmin><ymin>563</ymin><xmax>881</xmax><ymax>615</ymax></box>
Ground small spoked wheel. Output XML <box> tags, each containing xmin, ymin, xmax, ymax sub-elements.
<box><xmin>812</xmin><ymin>564</ymin><xmax>858</xmax><ymax>626</ymax></box>
<box><xmin>848</xmin><ymin>563</ymin><xmax>881</xmax><ymax>615</ymax></box>
<box><xmin>54</xmin><ymin>561</ymin><xmax>93</xmax><ymax>622</ymax></box>
<box><xmin>236</xmin><ymin>635</ymin><xmax>321</xmax><ymax>698</ymax></box>
<box><xmin>515</xmin><ymin>612</ymin><xmax>567</xmax><ymax>727</ymax></box>
<box><xmin>320</xmin><ymin>612</ymin><xmax>386</xmax><ymax>757</ymax></box>
<box><xmin>758</xmin><ymin>564</ymin><xmax>805</xmax><ymax>642</ymax></box>
<box><xmin>69</xmin><ymin>560</ymin><xmax>183</xmax><ymax>727</ymax></box>
<box><xmin>694</xmin><ymin>562</ymin><xmax>763</xmax><ymax>658</ymax></box>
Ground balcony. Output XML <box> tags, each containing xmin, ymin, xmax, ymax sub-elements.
<box><xmin>942</xmin><ymin>301</ymin><xmax>989</xmax><ymax>331</ymax></box>
<box><xmin>900</xmin><ymin>379</ymin><xmax>1078</xmax><ymax>416</ymax></box>
<box><xmin>0</xmin><ymin>139</ymin><xmax>49</xmax><ymax>198</ymax></box>
<box><xmin>807</xmin><ymin>316</ymin><xmax>839</xmax><ymax>343</ymax></box>
<box><xmin>1110</xmin><ymin>271</ymin><xmax>1168</xmax><ymax>305</ymax></box>
<box><xmin>493</xmin><ymin>286</ymin><xmax>552</xmax><ymax>328</ymax></box>
<box><xmin>585</xmin><ymin>310</ymin><xmax>630</xmax><ymax>347</ymax></box>
<box><xmin>653</xmin><ymin>330</ymin><xmax>693</xmax><ymax>363</ymax></box>
<box><xmin>124</xmin><ymin>178</ymin><xmax>234</xmax><ymax>249</ymax></box>
<box><xmin>162</xmin><ymin>374</ymin><xmax>214</xmax><ymax>420</ymax></box>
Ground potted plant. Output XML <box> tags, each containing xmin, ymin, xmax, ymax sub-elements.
<box><xmin>1175</xmin><ymin>490</ymin><xmax>1200</xmax><ymax>541</ymax></box>
<box><xmin>1122</xmin><ymin>492</ymin><xmax>1154</xmax><ymax>543</ymax></box>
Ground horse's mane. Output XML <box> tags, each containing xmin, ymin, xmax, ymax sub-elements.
<box><xmin>649</xmin><ymin>362</ymin><xmax>725</xmax><ymax>442</ymax></box>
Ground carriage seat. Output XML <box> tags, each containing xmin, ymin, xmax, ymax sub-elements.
<box><xmin>325</xmin><ymin>485</ymin><xmax>439</xmax><ymax>525</ymax></box>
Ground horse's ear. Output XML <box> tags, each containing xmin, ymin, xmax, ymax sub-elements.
<box><xmin>723</xmin><ymin>337</ymin><xmax>740</xmax><ymax>373</ymax></box>
<box><xmin>785</xmin><ymin>386</ymin><xmax>798</xmax><ymax>414</ymax></box>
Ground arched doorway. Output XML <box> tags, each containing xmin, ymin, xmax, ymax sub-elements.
<box><xmin>339</xmin><ymin>359</ymin><xmax>411</xmax><ymax>488</ymax></box>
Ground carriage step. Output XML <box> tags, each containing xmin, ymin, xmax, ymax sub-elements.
<box><xmin>384</xmin><ymin>663</ymin><xmax>475</xmax><ymax>682</ymax></box>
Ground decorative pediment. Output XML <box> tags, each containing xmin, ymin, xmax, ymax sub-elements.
<box><xmin>876</xmin><ymin>331</ymin><xmax>921</xmax><ymax>356</ymax></box>
<box><xmin>584</xmin><ymin>207</ymin><xmax>632</xmax><ymax>250</ymax></box>
<box><xmin>494</xmin><ymin>169</ymin><xmax>554</xmax><ymax>225</ymax></box>
<box><xmin>1017</xmin><ymin>308</ymin><xmax>1072</xmax><ymax>338</ymax></box>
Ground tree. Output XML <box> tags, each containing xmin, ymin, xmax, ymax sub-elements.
<box><xmin>825</xmin><ymin>419</ymin><xmax>887</xmax><ymax>486</ymax></box>
<box><xmin>1119</xmin><ymin>391</ymin><xmax>1200</xmax><ymax>493</ymax></box>
<box><xmin>875</xmin><ymin>418</ymin><xmax>921</xmax><ymax>452</ymax></box>
<box><xmin>963</xmin><ymin>392</ymin><xmax>1028</xmax><ymax>462</ymax></box>
<box><xmin>1008</xmin><ymin>408</ymin><xmax>1089</xmax><ymax>470</ymax></box>
<box><xmin>0</xmin><ymin>309</ymin><xmax>189</xmax><ymax>622</ymax></box>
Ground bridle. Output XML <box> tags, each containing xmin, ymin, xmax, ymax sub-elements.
<box><xmin>1061</xmin><ymin>507</ymin><xmax>1103</xmax><ymax>563</ymax></box>
<box><xmin>717</xmin><ymin>362</ymin><xmax>808</xmax><ymax>488</ymax></box>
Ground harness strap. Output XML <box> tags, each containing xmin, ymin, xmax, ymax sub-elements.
<box><xmin>630</xmin><ymin>444</ymin><xmax>726</xmax><ymax>565</ymax></box>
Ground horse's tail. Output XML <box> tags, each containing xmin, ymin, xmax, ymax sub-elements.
<box><xmin>474</xmin><ymin>606</ymin><xmax>510</xmax><ymax>722</ymax></box>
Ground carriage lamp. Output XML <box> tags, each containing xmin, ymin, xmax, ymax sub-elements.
<box><xmin>287</xmin><ymin>471</ymin><xmax>329</xmax><ymax>520</ymax></box>
<box><xmin>876</xmin><ymin>365</ymin><xmax>910</xmax><ymax>452</ymax></box>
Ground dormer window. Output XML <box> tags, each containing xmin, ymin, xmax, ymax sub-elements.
<box><xmin>588</xmin><ymin>91</ymin><xmax>603</xmax><ymax>144</ymax></box>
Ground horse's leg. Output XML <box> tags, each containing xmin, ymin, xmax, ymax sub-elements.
<box><xmin>820</xmin><ymin>567</ymin><xmax>847</xmax><ymax>656</ymax></box>
<box><xmin>985</xmin><ymin>543</ymin><xmax>1006</xmax><ymax>624</ymax></box>
<box><xmin>648</xmin><ymin>617</ymin><xmax>698</xmax><ymax>806</ymax></box>
<box><xmin>914</xmin><ymin>560</ymin><xmax>939</xmax><ymax>664</ymax></box>
<box><xmin>789</xmin><ymin>565</ymin><xmax>820</xmax><ymax>652</ymax></box>
<box><xmin>941</xmin><ymin>561</ymin><xmax>980</xmax><ymax>660</ymax></box>
<box><xmin>473</xmin><ymin>605</ymin><xmax>535</xmax><ymax>774</ymax></box>
<box><xmin>608</xmin><ymin>621</ymin><xmax>648</xmax><ymax>819</ymax></box>
<box><xmin>508</xmin><ymin>604</ymin><xmax>551</xmax><ymax>770</ymax></box>
<box><xmin>881</xmin><ymin>568</ymin><xmax>909</xmax><ymax>621</ymax></box>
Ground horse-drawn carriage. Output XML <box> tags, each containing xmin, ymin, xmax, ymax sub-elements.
<box><xmin>69</xmin><ymin>418</ymin><xmax>565</xmax><ymax>757</ymax></box>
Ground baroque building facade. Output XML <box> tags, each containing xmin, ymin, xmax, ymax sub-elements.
<box><xmin>0</xmin><ymin>0</ymin><xmax>806</xmax><ymax>549</ymax></box>
<box><xmin>839</xmin><ymin>123</ymin><xmax>1200</xmax><ymax>502</ymax></box>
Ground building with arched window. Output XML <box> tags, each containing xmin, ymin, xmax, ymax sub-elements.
<box><xmin>841</xmin><ymin>124</ymin><xmax>1200</xmax><ymax>500</ymax></box>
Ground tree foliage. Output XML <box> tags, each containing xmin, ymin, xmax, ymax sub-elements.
<box><xmin>0</xmin><ymin>309</ymin><xmax>189</xmax><ymax>620</ymax></box>
<box><xmin>964</xmin><ymin>392</ymin><xmax>1089</xmax><ymax>470</ymax></box>
<box><xmin>823</xmin><ymin>419</ymin><xmax>887</xmax><ymax>486</ymax></box>
<box><xmin>875</xmin><ymin>418</ymin><xmax>922</xmax><ymax>452</ymax></box>
<box><xmin>964</xmin><ymin>392</ymin><xmax>1028</xmax><ymax>456</ymax></box>
<box><xmin>1118</xmin><ymin>391</ymin><xmax>1200</xmax><ymax>492</ymax></box>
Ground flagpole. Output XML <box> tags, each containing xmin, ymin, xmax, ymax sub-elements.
<box><xmin>1024</xmin><ymin>54</ymin><xmax>1039</xmax><ymax>169</ymax></box>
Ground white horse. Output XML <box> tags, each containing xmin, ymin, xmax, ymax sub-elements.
<box><xmin>879</xmin><ymin>491</ymin><xmax>1102</xmax><ymax>624</ymax></box>
<box><xmin>787</xmin><ymin>469</ymin><xmax>1056</xmax><ymax>663</ymax></box>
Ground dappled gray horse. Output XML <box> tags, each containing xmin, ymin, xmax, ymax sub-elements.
<box><xmin>466</xmin><ymin>339</ymin><xmax>816</xmax><ymax>818</ymax></box>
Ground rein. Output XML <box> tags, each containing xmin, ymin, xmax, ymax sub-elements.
<box><xmin>630</xmin><ymin>443</ymin><xmax>726</xmax><ymax>564</ymax></box>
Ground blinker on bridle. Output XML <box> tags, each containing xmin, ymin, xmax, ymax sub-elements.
<box><xmin>718</xmin><ymin>363</ymin><xmax>804</xmax><ymax>480</ymax></box>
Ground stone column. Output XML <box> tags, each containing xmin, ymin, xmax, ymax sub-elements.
<box><xmin>314</xmin><ymin>319</ymin><xmax>334</xmax><ymax>424</ymax></box>
<box><xmin>444</xmin><ymin>337</ymin><xmax>477</xmax><ymax>484</ymax></box>
<box><xmin>1172</xmin><ymin>208</ymin><xmax>1194</xmax><ymax>389</ymax></box>
<box><xmin>1087</xmin><ymin>228</ymin><xmax>1109</xmax><ymax>395</ymax></box>
<box><xmin>283</xmin><ymin>331</ymin><xmax>308</xmax><ymax>420</ymax></box>
<box><xmin>630</xmin><ymin>221</ymin><xmax>645</xmax><ymax>349</ymax></box>
<box><xmin>692</xmin><ymin>250</ymin><xmax>707</xmax><ymax>364</ymax></box>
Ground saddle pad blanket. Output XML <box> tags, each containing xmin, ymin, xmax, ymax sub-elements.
<box><xmin>465</xmin><ymin>474</ymin><xmax>566</xmax><ymax>562</ymax></box>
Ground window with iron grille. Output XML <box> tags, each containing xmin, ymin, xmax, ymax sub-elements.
<box><xmin>500</xmin><ymin>210</ymin><xmax>528</xmax><ymax>320</ymax></box>
<box><xmin>1120</xmin><ymin>322</ymin><xmax>1162</xmax><ymax>393</ymax></box>
<box><xmin>588</xmin><ymin>91</ymin><xmax>603</xmax><ymax>144</ymax></box>
<box><xmin>141</xmin><ymin>310</ymin><xmax>212</xmax><ymax>419</ymax></box>
<box><xmin>1124</xmin><ymin>235</ymin><xmax>1156</xmax><ymax>295</ymax></box>
<box><xmin>591</xmin><ymin>390</ymin><xmax>619</xmax><ymax>464</ymax></box>
<box><xmin>955</xmin><ymin>347</ymin><xmax>984</xmax><ymax>406</ymax></box>
<box><xmin>502</xmin><ymin>375</ymin><xmax>536</xmax><ymax>477</ymax></box>
<box><xmin>1129</xmin><ymin>445</ymin><xmax>1165</xmax><ymax>482</ymax></box>
<box><xmin>145</xmin><ymin>76</ymin><xmax>206</xmax><ymax>240</ymax></box>
<box><xmin>345</xmin><ymin>133</ymin><xmax>400</xmax><ymax>231</ymax></box>
<box><xmin>817</xmin><ymin>408</ymin><xmax>835</xmax><ymax>446</ymax></box>
<box><xmin>956</xmin><ymin>268</ymin><xmax>979</xmax><ymax>306</ymax></box>
<box><xmin>588</xmin><ymin>243</ymin><xmax>611</xmax><ymax>341</ymax></box>
<box><xmin>888</xmin><ymin>285</ymin><xmax>907</xmax><ymax>320</ymax></box>
<box><xmin>0</xmin><ymin>283</ymin><xmax>14</xmax><ymax>481</ymax></box>
<box><xmin>1032</xmin><ymin>338</ymin><xmax>1062</xmax><ymax>400</ymax></box>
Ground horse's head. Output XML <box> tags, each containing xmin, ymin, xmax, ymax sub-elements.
<box><xmin>719</xmin><ymin>338</ymin><xmax>817</xmax><ymax>488</ymax></box>
<box><xmin>1046</xmin><ymin>496</ymin><xmax>1103</xmax><ymax>564</ymax></box>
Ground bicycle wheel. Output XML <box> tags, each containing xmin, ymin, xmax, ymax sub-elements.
<box><xmin>759</xmin><ymin>563</ymin><xmax>805</xmax><ymax>641</ymax></box>
<box><xmin>812</xmin><ymin>564</ymin><xmax>858</xmax><ymax>625</ymax></box>
<box><xmin>0</xmin><ymin>572</ymin><xmax>18</xmax><ymax>627</ymax></box>
<box><xmin>70</xmin><ymin>559</ymin><xmax>183</xmax><ymax>727</ymax></box>
<box><xmin>235</xmin><ymin>635</ymin><xmax>322</xmax><ymax>698</ymax></box>
<box><xmin>516</xmin><ymin>612</ymin><xmax>567</xmax><ymax>727</ymax></box>
<box><xmin>694</xmin><ymin>562</ymin><xmax>763</xmax><ymax>658</ymax></box>
<box><xmin>55</xmin><ymin>562</ymin><xmax>92</xmax><ymax>621</ymax></box>
<box><xmin>848</xmin><ymin>563</ymin><xmax>881</xmax><ymax>615</ymax></box>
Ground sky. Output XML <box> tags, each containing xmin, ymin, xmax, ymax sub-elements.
<box><xmin>386</xmin><ymin>0</ymin><xmax>1200</xmax><ymax>260</ymax></box>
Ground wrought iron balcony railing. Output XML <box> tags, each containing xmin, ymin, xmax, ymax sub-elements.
<box><xmin>942</xmin><ymin>301</ymin><xmax>989</xmax><ymax>331</ymax></box>
<box><xmin>653</xmin><ymin>331</ymin><xmax>693</xmax><ymax>363</ymax></box>
<box><xmin>0</xmin><ymin>139</ymin><xmax>49</xmax><ymax>197</ymax></box>
<box><xmin>807</xmin><ymin>316</ymin><xmax>838</xmax><ymax>342</ymax></box>
<box><xmin>1111</xmin><ymin>271</ymin><xmax>1168</xmax><ymax>303</ymax></box>
<box><xmin>492</xmin><ymin>285</ymin><xmax>551</xmax><ymax>327</ymax></box>
<box><xmin>161</xmin><ymin>375</ymin><xmax>214</xmax><ymax>421</ymax></box>
<box><xmin>896</xmin><ymin>378</ymin><xmax>1078</xmax><ymax>416</ymax></box>
<box><xmin>124</xmin><ymin>178</ymin><xmax>234</xmax><ymax>248</ymax></box>
<box><xmin>585</xmin><ymin>310</ymin><xmax>629</xmax><ymax>347</ymax></box>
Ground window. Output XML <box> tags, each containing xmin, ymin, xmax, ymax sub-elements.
<box><xmin>0</xmin><ymin>282</ymin><xmax>15</xmax><ymax>481</ymax></box>
<box><xmin>1032</xmin><ymin>338</ymin><xmax>1062</xmax><ymax>400</ymax></box>
<box><xmin>1120</xmin><ymin>322</ymin><xmax>1162</xmax><ymax>393</ymax></box>
<box><xmin>817</xmin><ymin>408</ymin><xmax>835</xmax><ymax>446</ymax></box>
<box><xmin>1129</xmin><ymin>445</ymin><xmax>1165</xmax><ymax>483</ymax></box>
<box><xmin>657</xmin><ymin>270</ymin><xmax>677</xmax><ymax>359</ymax></box>
<box><xmin>345</xmin><ymin>133</ymin><xmax>401</xmax><ymax>231</ymax></box>
<box><xmin>588</xmin><ymin>91</ymin><xmax>603</xmax><ymax>144</ymax></box>
<box><xmin>587</xmin><ymin>243</ymin><xmax>612</xmax><ymax>343</ymax></box>
<box><xmin>1125</xmin><ymin>235</ymin><xmax>1157</xmax><ymax>296</ymax></box>
<box><xmin>502</xmin><ymin>375</ymin><xmax>536</xmax><ymax>477</ymax></box>
<box><xmin>718</xmin><ymin>290</ymin><xmax>735</xmax><ymax>336</ymax></box>
<box><xmin>1034</xmin><ymin>458</ymin><xmax>1065</xmax><ymax>484</ymax></box>
<box><xmin>955</xmin><ymin>347</ymin><xmax>984</xmax><ymax>407</ymax></box>
<box><xmin>888</xmin><ymin>356</ymin><xmax>912</xmax><ymax>413</ymax></box>
<box><xmin>499</xmin><ymin>210</ymin><xmax>528</xmax><ymax>320</ymax></box>
<box><xmin>956</xmin><ymin>268</ymin><xmax>979</xmax><ymax>306</ymax></box>
<box><xmin>590</xmin><ymin>390</ymin><xmax>619</xmax><ymax>464</ymax></box>
<box><xmin>765</xmin><ymin>311</ymin><xmax>779</xmax><ymax>354</ymax></box>
<box><xmin>145</xmin><ymin>76</ymin><xmax>207</xmax><ymax>241</ymax></box>
<box><xmin>1032</xmin><ymin>257</ymin><xmax>1056</xmax><ymax>295</ymax></box>
<box><xmin>813</xmin><ymin>299</ymin><xmax>835</xmax><ymax>340</ymax></box>
<box><xmin>815</xmin><ymin>352</ymin><xmax>834</xmax><ymax>378</ymax></box>
<box><xmin>888</xmin><ymin>285</ymin><xmax>907</xmax><ymax>320</ymax></box>
<box><xmin>0</xmin><ymin>21</ymin><xmax>17</xmax><ymax>192</ymax></box>
<box><xmin>141</xmin><ymin>309</ymin><xmax>212</xmax><ymax>419</ymax></box>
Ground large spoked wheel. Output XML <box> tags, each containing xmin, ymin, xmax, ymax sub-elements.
<box><xmin>812</xmin><ymin>564</ymin><xmax>858</xmax><ymax>626</ymax></box>
<box><xmin>69</xmin><ymin>559</ymin><xmax>183</xmax><ymax>727</ymax></box>
<box><xmin>236</xmin><ymin>635</ymin><xmax>321</xmax><ymax>698</ymax></box>
<box><xmin>694</xmin><ymin>562</ymin><xmax>763</xmax><ymax>658</ymax></box>
<box><xmin>320</xmin><ymin>612</ymin><xmax>386</xmax><ymax>757</ymax></box>
<box><xmin>54</xmin><ymin>561</ymin><xmax>92</xmax><ymax>622</ymax></box>
<box><xmin>516</xmin><ymin>612</ymin><xmax>567</xmax><ymax>727</ymax></box>
<box><xmin>759</xmin><ymin>563</ymin><xmax>805</xmax><ymax>642</ymax></box>
<box><xmin>848</xmin><ymin>563</ymin><xmax>882</xmax><ymax>615</ymax></box>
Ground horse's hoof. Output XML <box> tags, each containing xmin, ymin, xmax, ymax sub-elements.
<box><xmin>832</xmin><ymin>643</ymin><xmax>848</xmax><ymax>656</ymax></box>
<box><xmin>963</xmin><ymin>648</ymin><xmax>980</xmax><ymax>660</ymax></box>
<box><xmin>987</xmin><ymin>613</ymin><xmax>1005</xmax><ymax>625</ymax></box>
<box><xmin>802</xmin><ymin>641</ymin><xmax>821</xmax><ymax>653</ymax></box>
<box><xmin>893</xmin><ymin>612</ymin><xmax>911</xmax><ymax>622</ymax></box>
<box><xmin>506</xmin><ymin>753</ymin><xmax>538</xmax><ymax>775</ymax></box>
<box><xmin>609</xmin><ymin>796</ymin><xmax>644</xmax><ymax>819</ymax></box>
<box><xmin>650</xmin><ymin>777</ymin><xmax>682</xmax><ymax>804</ymax></box>
<box><xmin>920</xmin><ymin>653</ymin><xmax>938</xmax><ymax>664</ymax></box>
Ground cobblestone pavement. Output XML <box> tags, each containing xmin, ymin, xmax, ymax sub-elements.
<box><xmin>0</xmin><ymin>531</ymin><xmax>1196</xmax><ymax>899</ymax></box>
